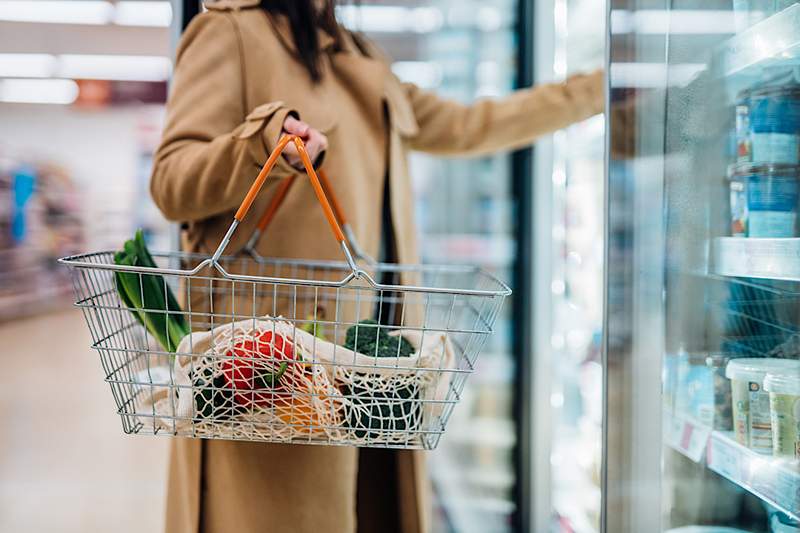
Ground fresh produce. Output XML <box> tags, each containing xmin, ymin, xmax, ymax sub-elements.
<box><xmin>342</xmin><ymin>320</ymin><xmax>420</xmax><ymax>439</ymax></box>
<box><xmin>300</xmin><ymin>312</ymin><xmax>327</xmax><ymax>341</ymax></box>
<box><xmin>114</xmin><ymin>230</ymin><xmax>189</xmax><ymax>352</ymax></box>
<box><xmin>221</xmin><ymin>330</ymin><xmax>293</xmax><ymax>407</ymax></box>
<box><xmin>344</xmin><ymin>319</ymin><xmax>414</xmax><ymax>358</ymax></box>
<box><xmin>340</xmin><ymin>379</ymin><xmax>421</xmax><ymax>440</ymax></box>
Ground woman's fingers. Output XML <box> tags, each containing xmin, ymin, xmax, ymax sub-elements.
<box><xmin>304</xmin><ymin>129</ymin><xmax>328</xmax><ymax>165</ymax></box>
<box><xmin>282</xmin><ymin>116</ymin><xmax>309</xmax><ymax>137</ymax></box>
<box><xmin>279</xmin><ymin>116</ymin><xmax>327</xmax><ymax>169</ymax></box>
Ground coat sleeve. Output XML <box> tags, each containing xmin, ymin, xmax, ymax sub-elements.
<box><xmin>150</xmin><ymin>12</ymin><xmax>297</xmax><ymax>222</ymax></box>
<box><xmin>403</xmin><ymin>70</ymin><xmax>604</xmax><ymax>157</ymax></box>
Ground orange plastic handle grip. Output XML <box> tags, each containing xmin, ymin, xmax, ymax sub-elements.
<box><xmin>234</xmin><ymin>135</ymin><xmax>346</xmax><ymax>243</ymax></box>
<box><xmin>317</xmin><ymin>169</ymin><xmax>347</xmax><ymax>226</ymax></box>
<box><xmin>255</xmin><ymin>174</ymin><xmax>297</xmax><ymax>232</ymax></box>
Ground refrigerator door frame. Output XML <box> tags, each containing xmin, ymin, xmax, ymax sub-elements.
<box><xmin>601</xmin><ymin>1</ymin><xmax>669</xmax><ymax>531</ymax></box>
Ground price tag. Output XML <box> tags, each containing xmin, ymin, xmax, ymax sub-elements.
<box><xmin>666</xmin><ymin>413</ymin><xmax>710</xmax><ymax>463</ymax></box>
<box><xmin>709</xmin><ymin>434</ymin><xmax>742</xmax><ymax>481</ymax></box>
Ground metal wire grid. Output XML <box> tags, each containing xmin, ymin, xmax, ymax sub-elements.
<box><xmin>63</xmin><ymin>249</ymin><xmax>508</xmax><ymax>450</ymax></box>
<box><xmin>715</xmin><ymin>280</ymin><xmax>800</xmax><ymax>358</ymax></box>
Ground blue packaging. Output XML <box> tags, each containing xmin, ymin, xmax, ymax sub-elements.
<box><xmin>729</xmin><ymin>163</ymin><xmax>800</xmax><ymax>237</ymax></box>
<box><xmin>749</xmin><ymin>87</ymin><xmax>800</xmax><ymax>164</ymax></box>
<box><xmin>735</xmin><ymin>90</ymin><xmax>751</xmax><ymax>162</ymax></box>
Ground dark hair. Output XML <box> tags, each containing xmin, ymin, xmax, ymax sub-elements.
<box><xmin>260</xmin><ymin>0</ymin><xmax>343</xmax><ymax>82</ymax></box>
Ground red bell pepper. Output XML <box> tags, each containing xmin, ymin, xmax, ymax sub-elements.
<box><xmin>222</xmin><ymin>331</ymin><xmax>295</xmax><ymax>406</ymax></box>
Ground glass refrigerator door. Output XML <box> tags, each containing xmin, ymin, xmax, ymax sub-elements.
<box><xmin>607</xmin><ymin>1</ymin><xmax>800</xmax><ymax>532</ymax></box>
<box><xmin>344</xmin><ymin>1</ymin><xmax>520</xmax><ymax>531</ymax></box>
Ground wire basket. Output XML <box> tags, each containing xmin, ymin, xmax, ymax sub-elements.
<box><xmin>59</xmin><ymin>136</ymin><xmax>510</xmax><ymax>450</ymax></box>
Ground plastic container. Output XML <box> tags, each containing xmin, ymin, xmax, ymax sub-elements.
<box><xmin>726</xmin><ymin>357</ymin><xmax>800</xmax><ymax>453</ymax></box>
<box><xmin>750</xmin><ymin>86</ymin><xmax>800</xmax><ymax>164</ymax></box>
<box><xmin>764</xmin><ymin>361</ymin><xmax>800</xmax><ymax>459</ymax></box>
<box><xmin>676</xmin><ymin>351</ymin><xmax>714</xmax><ymax>425</ymax></box>
<box><xmin>707</xmin><ymin>354</ymin><xmax>735</xmax><ymax>430</ymax></box>
<box><xmin>736</xmin><ymin>90</ymin><xmax>752</xmax><ymax>163</ymax></box>
<box><xmin>728</xmin><ymin>163</ymin><xmax>800</xmax><ymax>238</ymax></box>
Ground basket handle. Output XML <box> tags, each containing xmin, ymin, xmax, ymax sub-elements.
<box><xmin>210</xmin><ymin>135</ymin><xmax>359</xmax><ymax>272</ymax></box>
<box><xmin>245</xmin><ymin>164</ymin><xmax>376</xmax><ymax>264</ymax></box>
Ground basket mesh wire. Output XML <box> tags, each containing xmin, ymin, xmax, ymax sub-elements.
<box><xmin>63</xmin><ymin>250</ymin><xmax>508</xmax><ymax>450</ymax></box>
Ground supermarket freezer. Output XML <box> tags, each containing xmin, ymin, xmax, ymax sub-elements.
<box><xmin>606</xmin><ymin>1</ymin><xmax>800</xmax><ymax>532</ymax></box>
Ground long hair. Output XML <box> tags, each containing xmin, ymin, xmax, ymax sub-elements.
<box><xmin>260</xmin><ymin>0</ymin><xmax>343</xmax><ymax>82</ymax></box>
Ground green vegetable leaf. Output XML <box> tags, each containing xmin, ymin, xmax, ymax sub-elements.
<box><xmin>344</xmin><ymin>319</ymin><xmax>414</xmax><ymax>358</ymax></box>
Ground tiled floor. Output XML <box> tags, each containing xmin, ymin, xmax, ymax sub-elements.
<box><xmin>0</xmin><ymin>310</ymin><xmax>168</xmax><ymax>533</ymax></box>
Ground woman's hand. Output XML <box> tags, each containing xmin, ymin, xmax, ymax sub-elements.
<box><xmin>281</xmin><ymin>115</ymin><xmax>328</xmax><ymax>169</ymax></box>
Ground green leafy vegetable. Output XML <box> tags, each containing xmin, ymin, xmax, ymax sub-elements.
<box><xmin>342</xmin><ymin>320</ymin><xmax>419</xmax><ymax>438</ymax></box>
<box><xmin>114</xmin><ymin>230</ymin><xmax>189</xmax><ymax>352</ymax></box>
<box><xmin>344</xmin><ymin>319</ymin><xmax>414</xmax><ymax>358</ymax></box>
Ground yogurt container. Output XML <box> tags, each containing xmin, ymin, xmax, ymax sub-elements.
<box><xmin>764</xmin><ymin>361</ymin><xmax>800</xmax><ymax>459</ymax></box>
<box><xmin>735</xmin><ymin>90</ymin><xmax>752</xmax><ymax>163</ymax></box>
<box><xmin>726</xmin><ymin>357</ymin><xmax>800</xmax><ymax>453</ymax></box>
<box><xmin>750</xmin><ymin>86</ymin><xmax>800</xmax><ymax>164</ymax></box>
<box><xmin>728</xmin><ymin>163</ymin><xmax>800</xmax><ymax>238</ymax></box>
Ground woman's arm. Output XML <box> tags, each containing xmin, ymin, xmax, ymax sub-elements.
<box><xmin>404</xmin><ymin>70</ymin><xmax>604</xmax><ymax>157</ymax></box>
<box><xmin>150</xmin><ymin>12</ymin><xmax>297</xmax><ymax>222</ymax></box>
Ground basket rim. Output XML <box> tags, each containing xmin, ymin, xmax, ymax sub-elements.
<box><xmin>58</xmin><ymin>249</ymin><xmax>513</xmax><ymax>298</ymax></box>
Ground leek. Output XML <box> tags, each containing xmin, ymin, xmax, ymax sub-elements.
<box><xmin>114</xmin><ymin>230</ymin><xmax>189</xmax><ymax>352</ymax></box>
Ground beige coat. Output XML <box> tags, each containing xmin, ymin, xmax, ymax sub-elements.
<box><xmin>150</xmin><ymin>1</ymin><xmax>603</xmax><ymax>531</ymax></box>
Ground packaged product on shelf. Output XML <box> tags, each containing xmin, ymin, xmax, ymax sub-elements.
<box><xmin>726</xmin><ymin>357</ymin><xmax>800</xmax><ymax>453</ymax></box>
<box><xmin>763</xmin><ymin>362</ymin><xmax>800</xmax><ymax>459</ymax></box>
<box><xmin>707</xmin><ymin>354</ymin><xmax>736</xmax><ymax>430</ymax></box>
<box><xmin>750</xmin><ymin>86</ymin><xmax>800</xmax><ymax>164</ymax></box>
<box><xmin>728</xmin><ymin>163</ymin><xmax>800</xmax><ymax>238</ymax></box>
<box><xmin>676</xmin><ymin>350</ymin><xmax>714</xmax><ymax>426</ymax></box>
<box><xmin>735</xmin><ymin>89</ymin><xmax>752</xmax><ymax>163</ymax></box>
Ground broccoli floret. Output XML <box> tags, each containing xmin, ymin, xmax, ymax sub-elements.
<box><xmin>344</xmin><ymin>319</ymin><xmax>414</xmax><ymax>358</ymax></box>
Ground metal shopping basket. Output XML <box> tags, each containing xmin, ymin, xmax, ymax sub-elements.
<box><xmin>59</xmin><ymin>135</ymin><xmax>511</xmax><ymax>450</ymax></box>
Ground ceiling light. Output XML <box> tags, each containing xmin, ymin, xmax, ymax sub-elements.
<box><xmin>0</xmin><ymin>53</ymin><xmax>56</xmax><ymax>78</ymax></box>
<box><xmin>0</xmin><ymin>78</ymin><xmax>79</xmax><ymax>104</ymax></box>
<box><xmin>0</xmin><ymin>1</ymin><xmax>112</xmax><ymax>25</ymax></box>
<box><xmin>0</xmin><ymin>0</ymin><xmax>171</xmax><ymax>27</ymax></box>
<box><xmin>115</xmin><ymin>1</ymin><xmax>172</xmax><ymax>27</ymax></box>
<box><xmin>58</xmin><ymin>54</ymin><xmax>171</xmax><ymax>82</ymax></box>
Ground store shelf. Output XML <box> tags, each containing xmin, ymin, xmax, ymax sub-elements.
<box><xmin>712</xmin><ymin>237</ymin><xmax>800</xmax><ymax>281</ymax></box>
<box><xmin>665</xmin><ymin>411</ymin><xmax>800</xmax><ymax>521</ymax></box>
<box><xmin>713</xmin><ymin>3</ymin><xmax>800</xmax><ymax>80</ymax></box>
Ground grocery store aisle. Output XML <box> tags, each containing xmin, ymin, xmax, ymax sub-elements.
<box><xmin>0</xmin><ymin>310</ymin><xmax>168</xmax><ymax>532</ymax></box>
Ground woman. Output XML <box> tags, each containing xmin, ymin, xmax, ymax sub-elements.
<box><xmin>150</xmin><ymin>0</ymin><xmax>603</xmax><ymax>532</ymax></box>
